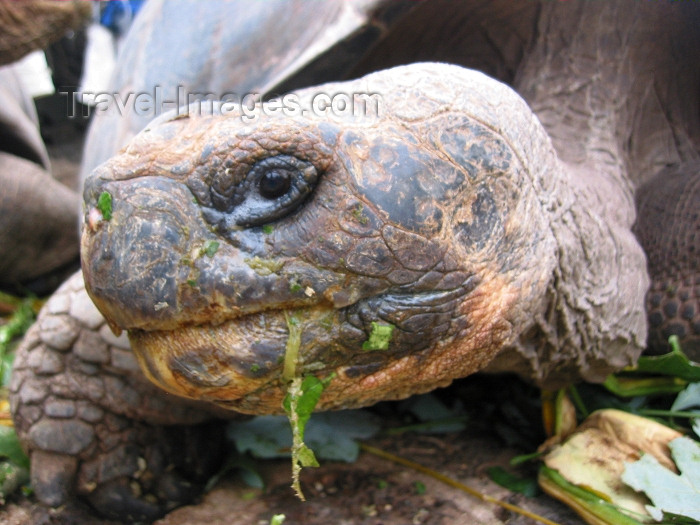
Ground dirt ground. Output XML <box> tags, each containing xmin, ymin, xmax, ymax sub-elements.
<box><xmin>0</xmin><ymin>443</ymin><xmax>583</xmax><ymax>525</ymax></box>
<box><xmin>150</xmin><ymin>420</ymin><xmax>585</xmax><ymax>525</ymax></box>
<box><xmin>2</xmin><ymin>376</ymin><xmax>584</xmax><ymax>525</ymax></box>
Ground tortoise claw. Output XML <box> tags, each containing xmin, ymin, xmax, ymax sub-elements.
<box><xmin>87</xmin><ymin>479</ymin><xmax>163</xmax><ymax>522</ymax></box>
<box><xmin>30</xmin><ymin>451</ymin><xmax>78</xmax><ymax>507</ymax></box>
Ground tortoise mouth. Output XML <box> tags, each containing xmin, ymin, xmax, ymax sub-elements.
<box><xmin>125</xmin><ymin>282</ymin><xmax>509</xmax><ymax>415</ymax></box>
<box><xmin>127</xmin><ymin>305</ymin><xmax>343</xmax><ymax>414</ymax></box>
<box><xmin>124</xmin><ymin>301</ymin><xmax>475</xmax><ymax>415</ymax></box>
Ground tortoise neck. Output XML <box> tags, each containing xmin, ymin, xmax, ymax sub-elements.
<box><xmin>514</xmin><ymin>1</ymin><xmax>700</xmax><ymax>189</ymax></box>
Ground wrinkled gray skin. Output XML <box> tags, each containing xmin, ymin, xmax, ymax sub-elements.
<box><xmin>0</xmin><ymin>66</ymin><xmax>79</xmax><ymax>289</ymax></box>
<box><xmin>9</xmin><ymin>0</ymin><xmax>700</xmax><ymax>521</ymax></box>
<box><xmin>82</xmin><ymin>65</ymin><xmax>598</xmax><ymax>413</ymax></box>
<box><xmin>0</xmin><ymin>0</ymin><xmax>88</xmax><ymax>290</ymax></box>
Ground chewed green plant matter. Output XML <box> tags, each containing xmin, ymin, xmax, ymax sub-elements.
<box><xmin>281</xmin><ymin>312</ymin><xmax>336</xmax><ymax>499</ymax></box>
<box><xmin>96</xmin><ymin>191</ymin><xmax>112</xmax><ymax>221</ymax></box>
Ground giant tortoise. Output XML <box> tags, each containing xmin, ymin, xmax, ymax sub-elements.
<box><xmin>9</xmin><ymin>0</ymin><xmax>700</xmax><ymax>521</ymax></box>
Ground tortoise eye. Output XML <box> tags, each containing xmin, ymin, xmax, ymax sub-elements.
<box><xmin>259</xmin><ymin>169</ymin><xmax>292</xmax><ymax>199</ymax></box>
<box><xmin>201</xmin><ymin>155</ymin><xmax>320</xmax><ymax>230</ymax></box>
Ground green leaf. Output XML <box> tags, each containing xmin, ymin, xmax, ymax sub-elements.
<box><xmin>670</xmin><ymin>438</ymin><xmax>700</xmax><ymax>496</ymax></box>
<box><xmin>0</xmin><ymin>297</ymin><xmax>35</xmax><ymax>387</ymax></box>
<box><xmin>405</xmin><ymin>393</ymin><xmax>457</xmax><ymax>421</ymax></box>
<box><xmin>238</xmin><ymin>467</ymin><xmax>265</xmax><ymax>490</ymax></box>
<box><xmin>0</xmin><ymin>461</ymin><xmax>29</xmax><ymax>505</ymax></box>
<box><xmin>541</xmin><ymin>409</ymin><xmax>682</xmax><ymax>521</ymax></box>
<box><xmin>622</xmin><ymin>436</ymin><xmax>700</xmax><ymax>522</ymax></box>
<box><xmin>671</xmin><ymin>383</ymin><xmax>700</xmax><ymax>412</ymax></box>
<box><xmin>0</xmin><ymin>427</ymin><xmax>29</xmax><ymax>469</ymax></box>
<box><xmin>228</xmin><ymin>415</ymin><xmax>292</xmax><ymax>458</ymax></box>
<box><xmin>0</xmin><ymin>300</ymin><xmax>34</xmax><ymax>347</ymax></box>
<box><xmin>0</xmin><ymin>426</ymin><xmax>30</xmax><ymax>503</ymax></box>
<box><xmin>488</xmin><ymin>466</ymin><xmax>539</xmax><ymax>497</ymax></box>
<box><xmin>539</xmin><ymin>466</ymin><xmax>644</xmax><ymax>525</ymax></box>
<box><xmin>201</xmin><ymin>240</ymin><xmax>220</xmax><ymax>257</ymax></box>
<box><xmin>388</xmin><ymin>393</ymin><xmax>467</xmax><ymax>434</ymax></box>
<box><xmin>362</xmin><ymin>322</ymin><xmax>394</xmax><ymax>351</ymax></box>
<box><xmin>575</xmin><ymin>382</ymin><xmax>649</xmax><ymax>414</ymax></box>
<box><xmin>282</xmin><ymin>371</ymin><xmax>335</xmax><ymax>500</ymax></box>
<box><xmin>262</xmin><ymin>224</ymin><xmax>274</xmax><ymax>234</ymax></box>
<box><xmin>692</xmin><ymin>419</ymin><xmax>700</xmax><ymax>440</ymax></box>
<box><xmin>510</xmin><ymin>451</ymin><xmax>545</xmax><ymax>466</ymax></box>
<box><xmin>603</xmin><ymin>375</ymin><xmax>687</xmax><ymax>398</ymax></box>
<box><xmin>283</xmin><ymin>374</ymin><xmax>335</xmax><ymax>439</ymax></box>
<box><xmin>97</xmin><ymin>191</ymin><xmax>113</xmax><ymax>221</ymax></box>
<box><xmin>1</xmin><ymin>352</ymin><xmax>14</xmax><ymax>388</ymax></box>
<box><xmin>297</xmin><ymin>445</ymin><xmax>319</xmax><ymax>467</ymax></box>
<box><xmin>634</xmin><ymin>337</ymin><xmax>700</xmax><ymax>382</ymax></box>
<box><xmin>384</xmin><ymin>417</ymin><xmax>469</xmax><ymax>436</ymax></box>
<box><xmin>204</xmin><ymin>452</ymin><xmax>265</xmax><ymax>492</ymax></box>
<box><xmin>302</xmin><ymin>411</ymin><xmax>379</xmax><ymax>462</ymax></box>
<box><xmin>670</xmin><ymin>383</ymin><xmax>700</xmax><ymax>436</ymax></box>
<box><xmin>228</xmin><ymin>410</ymin><xmax>380</xmax><ymax>463</ymax></box>
<box><xmin>285</xmin><ymin>376</ymin><xmax>312</xmax><ymax>499</ymax></box>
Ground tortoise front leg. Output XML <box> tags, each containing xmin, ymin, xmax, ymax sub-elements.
<box><xmin>10</xmin><ymin>271</ymin><xmax>227</xmax><ymax>521</ymax></box>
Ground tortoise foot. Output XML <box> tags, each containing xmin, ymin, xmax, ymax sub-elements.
<box><xmin>10</xmin><ymin>271</ymin><xmax>226</xmax><ymax>521</ymax></box>
<box><xmin>28</xmin><ymin>417</ymin><xmax>224</xmax><ymax>521</ymax></box>
<box><xmin>83</xmin><ymin>421</ymin><xmax>225</xmax><ymax>521</ymax></box>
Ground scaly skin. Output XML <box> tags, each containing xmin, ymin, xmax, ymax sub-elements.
<box><xmin>9</xmin><ymin>273</ymin><xmax>228</xmax><ymax>521</ymax></box>
<box><xmin>81</xmin><ymin>65</ymin><xmax>645</xmax><ymax>416</ymax></box>
<box><xmin>634</xmin><ymin>164</ymin><xmax>700</xmax><ymax>358</ymax></box>
<box><xmin>0</xmin><ymin>66</ymin><xmax>79</xmax><ymax>289</ymax></box>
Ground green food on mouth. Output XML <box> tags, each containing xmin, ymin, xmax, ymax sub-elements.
<box><xmin>97</xmin><ymin>191</ymin><xmax>113</xmax><ymax>221</ymax></box>
<box><xmin>281</xmin><ymin>312</ymin><xmax>335</xmax><ymax>500</ymax></box>
<box><xmin>282</xmin><ymin>313</ymin><xmax>302</xmax><ymax>382</ymax></box>
<box><xmin>244</xmin><ymin>256</ymin><xmax>284</xmax><ymax>276</ymax></box>
<box><xmin>289</xmin><ymin>277</ymin><xmax>302</xmax><ymax>293</ymax></box>
<box><xmin>362</xmin><ymin>322</ymin><xmax>395</xmax><ymax>351</ymax></box>
<box><xmin>351</xmin><ymin>203</ymin><xmax>369</xmax><ymax>225</ymax></box>
<box><xmin>201</xmin><ymin>240</ymin><xmax>220</xmax><ymax>258</ymax></box>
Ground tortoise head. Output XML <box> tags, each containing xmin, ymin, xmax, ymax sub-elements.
<box><xmin>81</xmin><ymin>63</ymin><xmax>556</xmax><ymax>413</ymax></box>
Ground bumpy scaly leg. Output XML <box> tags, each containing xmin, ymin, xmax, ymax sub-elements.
<box><xmin>635</xmin><ymin>164</ymin><xmax>700</xmax><ymax>360</ymax></box>
<box><xmin>10</xmin><ymin>272</ymin><xmax>227</xmax><ymax>521</ymax></box>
